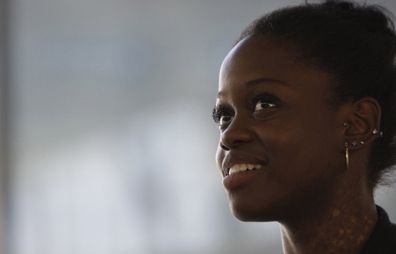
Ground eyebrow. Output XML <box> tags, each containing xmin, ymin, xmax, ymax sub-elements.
<box><xmin>217</xmin><ymin>77</ymin><xmax>288</xmax><ymax>98</ymax></box>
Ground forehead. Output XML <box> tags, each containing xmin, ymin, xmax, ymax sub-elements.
<box><xmin>218</xmin><ymin>35</ymin><xmax>332</xmax><ymax>98</ymax></box>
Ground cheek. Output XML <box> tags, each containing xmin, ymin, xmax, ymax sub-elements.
<box><xmin>259</xmin><ymin>121</ymin><xmax>336</xmax><ymax>180</ymax></box>
<box><xmin>269</xmin><ymin>124</ymin><xmax>340</xmax><ymax>187</ymax></box>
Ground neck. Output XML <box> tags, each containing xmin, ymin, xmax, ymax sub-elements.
<box><xmin>280</xmin><ymin>181</ymin><xmax>377</xmax><ymax>254</ymax></box>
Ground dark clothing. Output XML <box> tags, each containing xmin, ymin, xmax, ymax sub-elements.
<box><xmin>360</xmin><ymin>206</ymin><xmax>396</xmax><ymax>254</ymax></box>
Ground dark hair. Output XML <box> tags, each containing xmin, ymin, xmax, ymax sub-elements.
<box><xmin>238</xmin><ymin>0</ymin><xmax>396</xmax><ymax>188</ymax></box>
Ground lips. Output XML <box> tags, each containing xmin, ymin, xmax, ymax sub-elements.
<box><xmin>222</xmin><ymin>153</ymin><xmax>267</xmax><ymax>177</ymax></box>
<box><xmin>220</xmin><ymin>152</ymin><xmax>268</xmax><ymax>190</ymax></box>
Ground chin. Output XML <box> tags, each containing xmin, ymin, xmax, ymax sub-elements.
<box><xmin>230</xmin><ymin>202</ymin><xmax>276</xmax><ymax>222</ymax></box>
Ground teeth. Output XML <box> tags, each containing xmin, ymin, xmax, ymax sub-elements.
<box><xmin>228</xmin><ymin>163</ymin><xmax>263</xmax><ymax>175</ymax></box>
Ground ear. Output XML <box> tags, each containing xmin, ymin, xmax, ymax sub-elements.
<box><xmin>343</xmin><ymin>97</ymin><xmax>381</xmax><ymax>149</ymax></box>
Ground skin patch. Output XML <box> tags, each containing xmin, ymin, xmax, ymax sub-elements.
<box><xmin>357</xmin><ymin>235</ymin><xmax>365</xmax><ymax>244</ymax></box>
<box><xmin>332</xmin><ymin>209</ymin><xmax>340</xmax><ymax>217</ymax></box>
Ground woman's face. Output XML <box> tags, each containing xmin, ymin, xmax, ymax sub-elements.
<box><xmin>214</xmin><ymin>35</ymin><xmax>347</xmax><ymax>222</ymax></box>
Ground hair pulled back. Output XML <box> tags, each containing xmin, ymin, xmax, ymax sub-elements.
<box><xmin>238</xmin><ymin>0</ymin><xmax>396</xmax><ymax>187</ymax></box>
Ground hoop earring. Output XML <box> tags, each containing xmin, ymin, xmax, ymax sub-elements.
<box><xmin>345</xmin><ymin>142</ymin><xmax>349</xmax><ymax>170</ymax></box>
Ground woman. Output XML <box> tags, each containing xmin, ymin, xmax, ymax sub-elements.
<box><xmin>212</xmin><ymin>1</ymin><xmax>396</xmax><ymax>253</ymax></box>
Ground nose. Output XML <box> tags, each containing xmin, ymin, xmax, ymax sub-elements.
<box><xmin>219</xmin><ymin>115</ymin><xmax>254</xmax><ymax>150</ymax></box>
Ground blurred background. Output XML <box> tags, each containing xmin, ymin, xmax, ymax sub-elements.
<box><xmin>1</xmin><ymin>0</ymin><xmax>396</xmax><ymax>253</ymax></box>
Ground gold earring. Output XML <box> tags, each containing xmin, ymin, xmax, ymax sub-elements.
<box><xmin>345</xmin><ymin>142</ymin><xmax>349</xmax><ymax>170</ymax></box>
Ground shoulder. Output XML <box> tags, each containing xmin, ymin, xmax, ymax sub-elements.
<box><xmin>380</xmin><ymin>218</ymin><xmax>396</xmax><ymax>253</ymax></box>
<box><xmin>360</xmin><ymin>206</ymin><xmax>396</xmax><ymax>254</ymax></box>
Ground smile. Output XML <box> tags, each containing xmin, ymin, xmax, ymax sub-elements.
<box><xmin>228</xmin><ymin>163</ymin><xmax>264</xmax><ymax>175</ymax></box>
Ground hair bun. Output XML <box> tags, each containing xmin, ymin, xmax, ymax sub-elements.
<box><xmin>323</xmin><ymin>0</ymin><xmax>354</xmax><ymax>11</ymax></box>
<box><xmin>323</xmin><ymin>0</ymin><xmax>393</xmax><ymax>34</ymax></box>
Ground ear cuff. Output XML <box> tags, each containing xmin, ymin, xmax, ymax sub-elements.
<box><xmin>343</xmin><ymin>123</ymin><xmax>383</xmax><ymax>148</ymax></box>
<box><xmin>343</xmin><ymin>123</ymin><xmax>382</xmax><ymax>170</ymax></box>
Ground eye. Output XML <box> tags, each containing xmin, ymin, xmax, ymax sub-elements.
<box><xmin>251</xmin><ymin>93</ymin><xmax>280</xmax><ymax>118</ymax></box>
<box><xmin>254</xmin><ymin>99</ymin><xmax>277</xmax><ymax>112</ymax></box>
<box><xmin>212</xmin><ymin>105</ymin><xmax>234</xmax><ymax>129</ymax></box>
<box><xmin>219</xmin><ymin>115</ymin><xmax>233</xmax><ymax>126</ymax></box>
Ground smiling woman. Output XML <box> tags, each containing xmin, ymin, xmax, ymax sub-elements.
<box><xmin>212</xmin><ymin>1</ymin><xmax>396</xmax><ymax>254</ymax></box>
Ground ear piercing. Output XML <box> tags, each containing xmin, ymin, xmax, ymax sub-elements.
<box><xmin>372</xmin><ymin>129</ymin><xmax>384</xmax><ymax>137</ymax></box>
<box><xmin>343</xmin><ymin>124</ymin><xmax>383</xmax><ymax>170</ymax></box>
<box><xmin>343</xmin><ymin>124</ymin><xmax>383</xmax><ymax>148</ymax></box>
